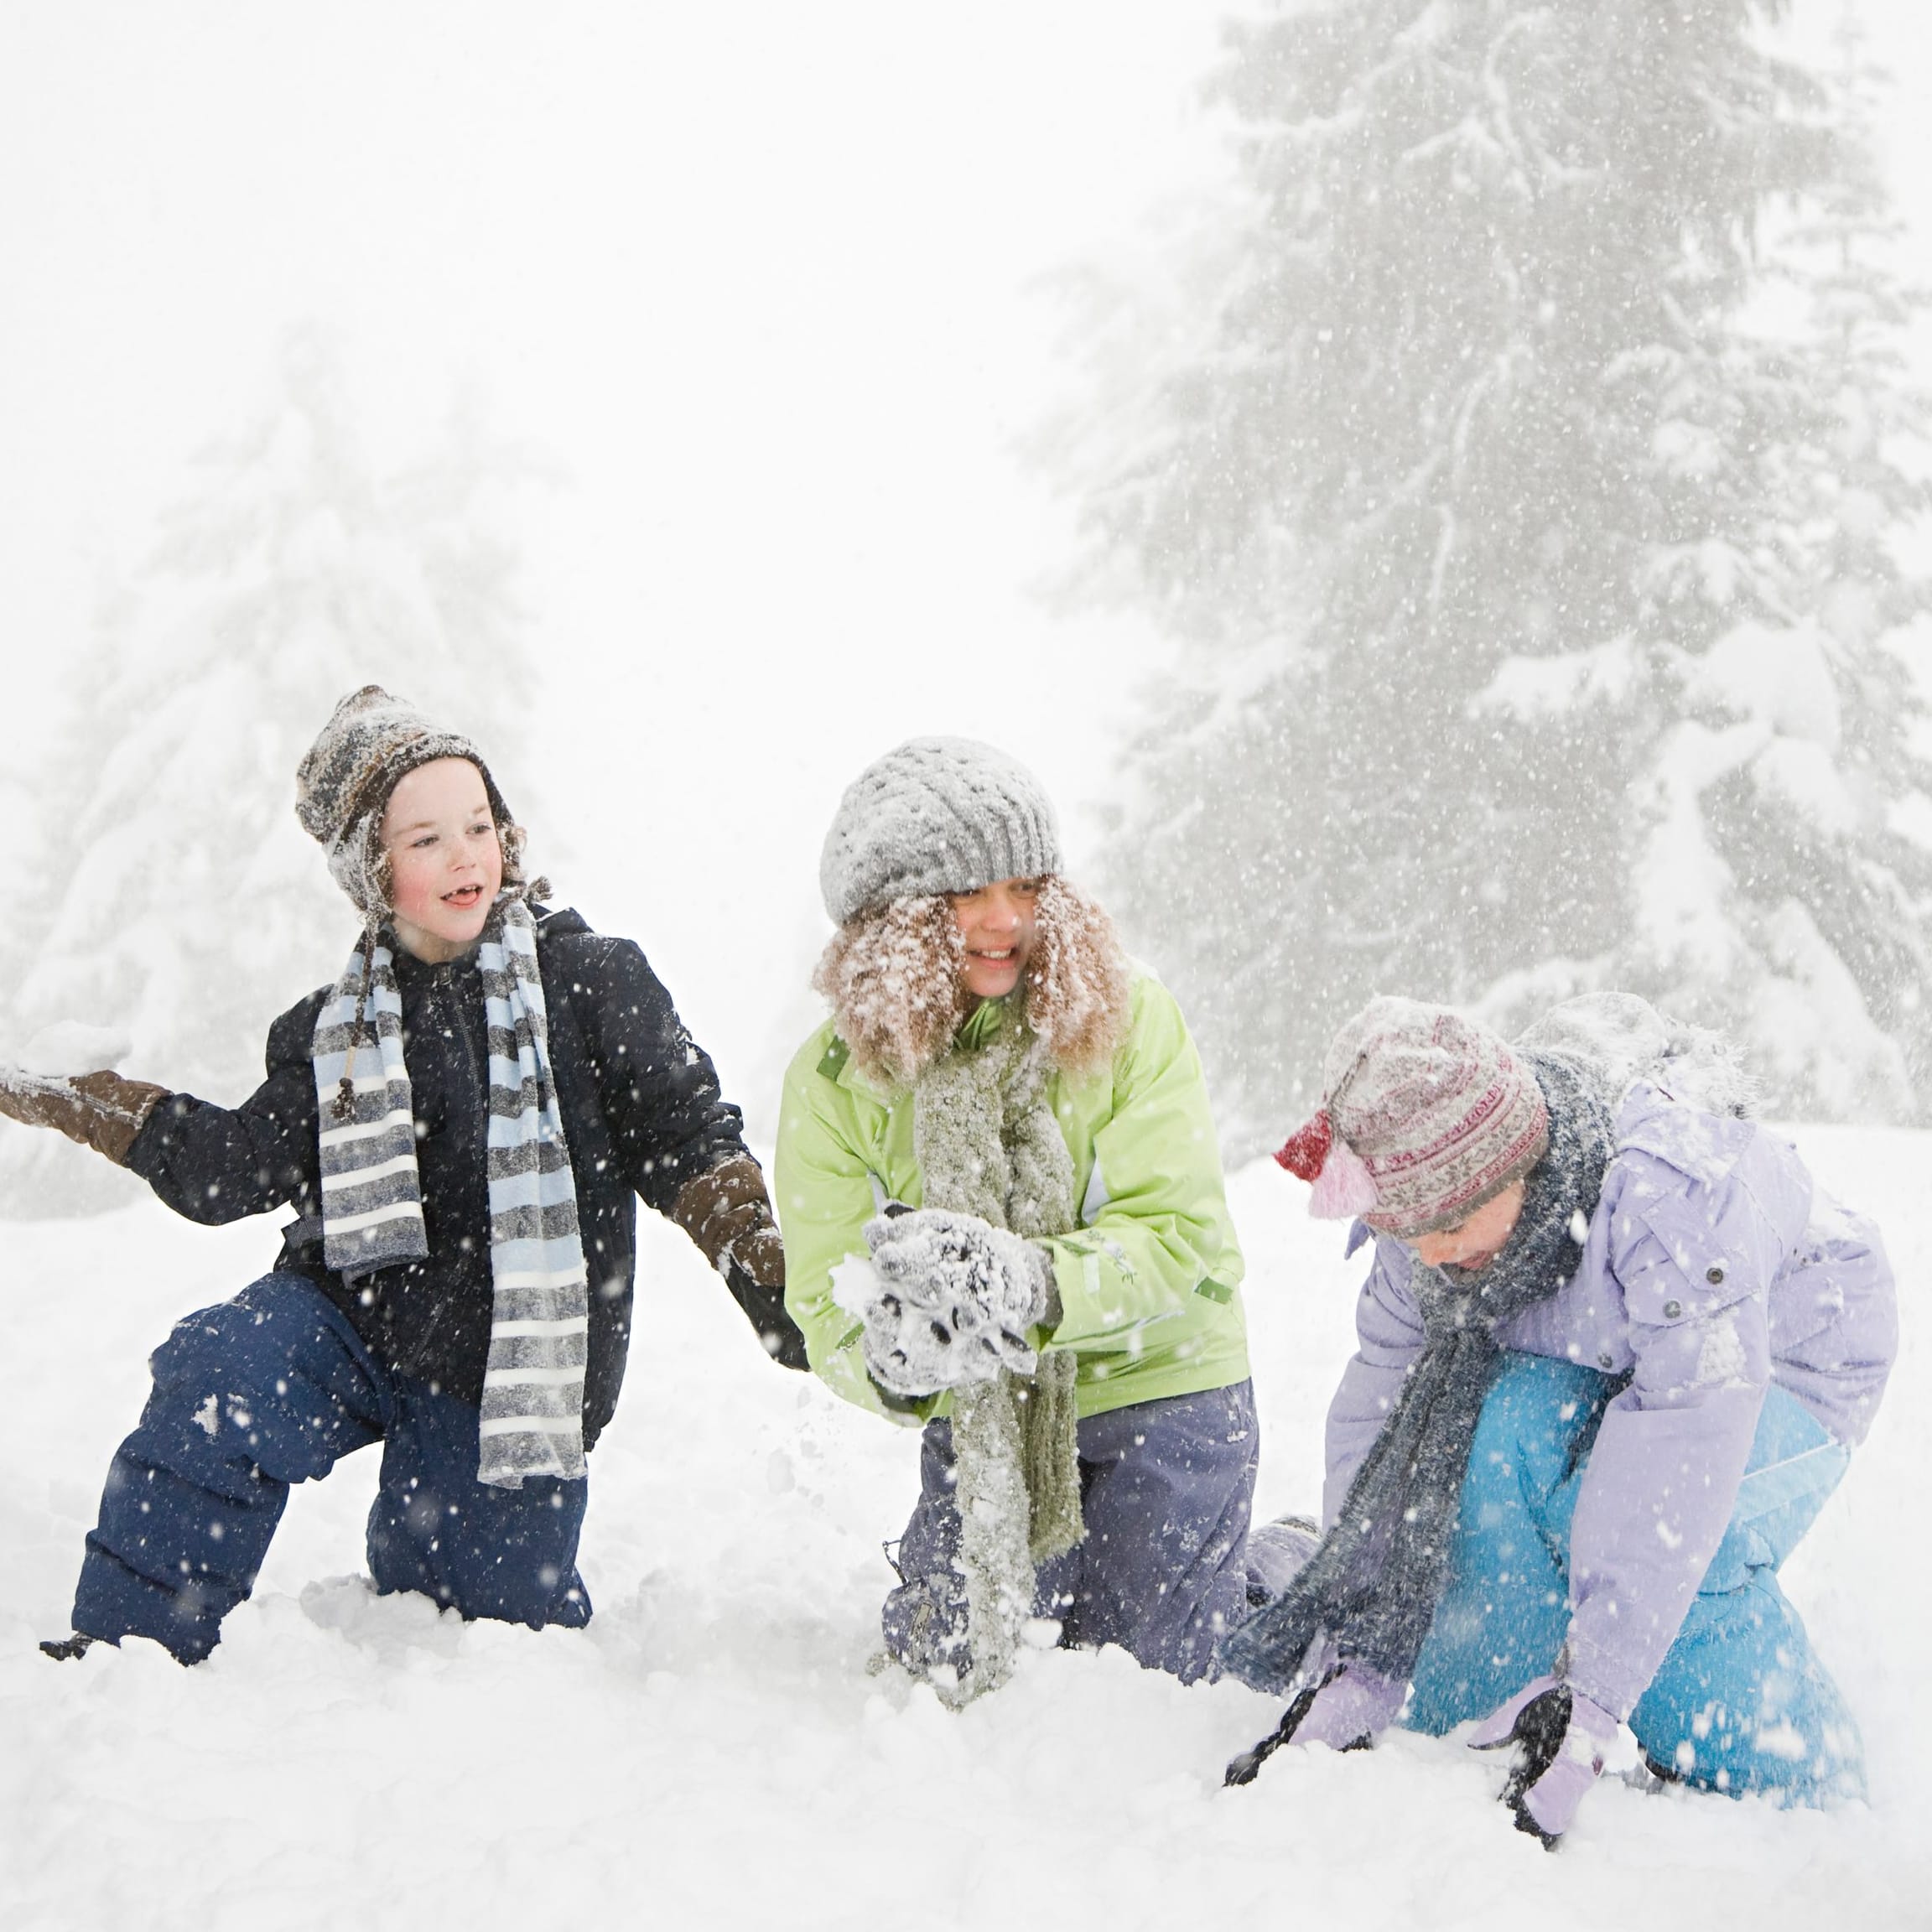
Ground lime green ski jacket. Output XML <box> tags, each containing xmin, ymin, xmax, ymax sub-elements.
<box><xmin>776</xmin><ymin>973</ymin><xmax>1249</xmax><ymax>1426</ymax></box>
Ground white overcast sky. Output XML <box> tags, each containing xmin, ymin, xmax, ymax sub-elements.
<box><xmin>0</xmin><ymin>3</ymin><xmax>1226</xmax><ymax>753</ymax></box>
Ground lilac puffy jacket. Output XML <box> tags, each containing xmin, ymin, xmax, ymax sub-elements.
<box><xmin>1322</xmin><ymin>1085</ymin><xmax>1896</xmax><ymax>1717</ymax></box>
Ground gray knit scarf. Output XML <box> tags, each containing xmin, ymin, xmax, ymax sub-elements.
<box><xmin>1219</xmin><ymin>1051</ymin><xmax>1614</xmax><ymax>1698</ymax></box>
<box><xmin>312</xmin><ymin>896</ymin><xmax>591</xmax><ymax>1489</ymax></box>
<box><xmin>914</xmin><ymin>996</ymin><xmax>1083</xmax><ymax>1705</ymax></box>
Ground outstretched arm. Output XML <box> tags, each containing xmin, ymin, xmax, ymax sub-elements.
<box><xmin>0</xmin><ymin>1064</ymin><xmax>169</xmax><ymax>1166</ymax></box>
<box><xmin>112</xmin><ymin>998</ymin><xmax>324</xmax><ymax>1223</ymax></box>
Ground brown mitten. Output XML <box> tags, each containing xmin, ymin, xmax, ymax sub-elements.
<box><xmin>670</xmin><ymin>1153</ymin><xmax>807</xmax><ymax>1368</ymax></box>
<box><xmin>0</xmin><ymin>1066</ymin><xmax>169</xmax><ymax>1165</ymax></box>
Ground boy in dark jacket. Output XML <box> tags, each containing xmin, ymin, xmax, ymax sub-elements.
<box><xmin>0</xmin><ymin>686</ymin><xmax>801</xmax><ymax>1664</ymax></box>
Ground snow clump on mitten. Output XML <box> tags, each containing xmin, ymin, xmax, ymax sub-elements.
<box><xmin>857</xmin><ymin>1206</ymin><xmax>1051</xmax><ymax>1397</ymax></box>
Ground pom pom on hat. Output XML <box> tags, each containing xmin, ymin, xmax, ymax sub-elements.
<box><xmin>1274</xmin><ymin>1110</ymin><xmax>1332</xmax><ymax>1180</ymax></box>
<box><xmin>1314</xmin><ymin>995</ymin><xmax>1549</xmax><ymax>1239</ymax></box>
<box><xmin>1275</xmin><ymin>1109</ymin><xmax>1380</xmax><ymax>1219</ymax></box>
<box><xmin>1309</xmin><ymin>1135</ymin><xmax>1380</xmax><ymax>1219</ymax></box>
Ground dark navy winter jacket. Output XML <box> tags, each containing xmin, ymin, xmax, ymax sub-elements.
<box><xmin>122</xmin><ymin>908</ymin><xmax>763</xmax><ymax>1443</ymax></box>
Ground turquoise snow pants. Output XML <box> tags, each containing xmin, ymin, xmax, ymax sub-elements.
<box><xmin>1403</xmin><ymin>1353</ymin><xmax>1863</xmax><ymax>1804</ymax></box>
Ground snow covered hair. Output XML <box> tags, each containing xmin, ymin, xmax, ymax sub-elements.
<box><xmin>813</xmin><ymin>875</ymin><xmax>1131</xmax><ymax>1087</ymax></box>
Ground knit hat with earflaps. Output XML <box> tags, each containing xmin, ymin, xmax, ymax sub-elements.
<box><xmin>295</xmin><ymin>685</ymin><xmax>522</xmax><ymax>917</ymax></box>
<box><xmin>819</xmin><ymin>736</ymin><xmax>1062</xmax><ymax>924</ymax></box>
<box><xmin>1276</xmin><ymin>996</ymin><xmax>1550</xmax><ymax>1239</ymax></box>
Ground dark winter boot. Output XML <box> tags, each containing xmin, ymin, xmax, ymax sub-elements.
<box><xmin>39</xmin><ymin>1633</ymin><xmax>102</xmax><ymax>1662</ymax></box>
<box><xmin>1243</xmin><ymin>1513</ymin><xmax>1321</xmax><ymax>1609</ymax></box>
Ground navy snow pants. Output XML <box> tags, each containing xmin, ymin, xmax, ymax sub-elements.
<box><xmin>883</xmin><ymin>1379</ymin><xmax>1259</xmax><ymax>1685</ymax></box>
<box><xmin>72</xmin><ymin>1273</ymin><xmax>591</xmax><ymax>1662</ymax></box>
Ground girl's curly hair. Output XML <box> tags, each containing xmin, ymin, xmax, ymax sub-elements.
<box><xmin>813</xmin><ymin>874</ymin><xmax>1130</xmax><ymax>1087</ymax></box>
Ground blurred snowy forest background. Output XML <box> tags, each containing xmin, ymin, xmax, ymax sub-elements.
<box><xmin>6</xmin><ymin>0</ymin><xmax>1932</xmax><ymax>1212</ymax></box>
<box><xmin>1061</xmin><ymin>0</ymin><xmax>1932</xmax><ymax>1150</ymax></box>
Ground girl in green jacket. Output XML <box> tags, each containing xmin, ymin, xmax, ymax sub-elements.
<box><xmin>776</xmin><ymin>736</ymin><xmax>1269</xmax><ymax>1701</ymax></box>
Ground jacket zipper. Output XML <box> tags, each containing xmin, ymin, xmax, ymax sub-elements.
<box><xmin>439</xmin><ymin>962</ymin><xmax>486</xmax><ymax>1105</ymax></box>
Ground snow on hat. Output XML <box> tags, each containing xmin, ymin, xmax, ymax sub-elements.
<box><xmin>818</xmin><ymin>736</ymin><xmax>1062</xmax><ymax>925</ymax></box>
<box><xmin>1276</xmin><ymin>996</ymin><xmax>1550</xmax><ymax>1239</ymax></box>
<box><xmin>295</xmin><ymin>685</ymin><xmax>515</xmax><ymax>917</ymax></box>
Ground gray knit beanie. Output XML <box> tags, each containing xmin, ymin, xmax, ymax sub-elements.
<box><xmin>295</xmin><ymin>685</ymin><xmax>516</xmax><ymax>917</ymax></box>
<box><xmin>819</xmin><ymin>736</ymin><xmax>1062</xmax><ymax>925</ymax></box>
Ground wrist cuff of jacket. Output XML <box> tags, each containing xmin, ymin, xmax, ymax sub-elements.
<box><xmin>1557</xmin><ymin>1633</ymin><xmax>1637</xmax><ymax>1726</ymax></box>
<box><xmin>1027</xmin><ymin>1241</ymin><xmax>1062</xmax><ymax>1332</ymax></box>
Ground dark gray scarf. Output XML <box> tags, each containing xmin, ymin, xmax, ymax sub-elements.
<box><xmin>1220</xmin><ymin>1051</ymin><xmax>1615</xmax><ymax>1697</ymax></box>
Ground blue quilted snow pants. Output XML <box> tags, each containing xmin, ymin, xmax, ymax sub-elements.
<box><xmin>71</xmin><ymin>1273</ymin><xmax>591</xmax><ymax>1662</ymax></box>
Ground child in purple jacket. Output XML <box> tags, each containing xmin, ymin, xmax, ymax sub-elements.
<box><xmin>1222</xmin><ymin>994</ymin><xmax>1895</xmax><ymax>1845</ymax></box>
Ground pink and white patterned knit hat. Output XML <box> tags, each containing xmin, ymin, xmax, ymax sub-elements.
<box><xmin>1276</xmin><ymin>997</ymin><xmax>1550</xmax><ymax>1239</ymax></box>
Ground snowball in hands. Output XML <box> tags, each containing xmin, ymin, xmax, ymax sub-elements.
<box><xmin>854</xmin><ymin>1207</ymin><xmax>1052</xmax><ymax>1397</ymax></box>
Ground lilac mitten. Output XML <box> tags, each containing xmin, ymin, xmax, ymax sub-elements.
<box><xmin>1223</xmin><ymin>1660</ymin><xmax>1405</xmax><ymax>1785</ymax></box>
<box><xmin>1295</xmin><ymin>1664</ymin><xmax>1406</xmax><ymax>1750</ymax></box>
<box><xmin>1470</xmin><ymin>1675</ymin><xmax>1619</xmax><ymax>1846</ymax></box>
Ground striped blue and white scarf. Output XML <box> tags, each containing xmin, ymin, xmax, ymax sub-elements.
<box><xmin>312</xmin><ymin>897</ymin><xmax>590</xmax><ymax>1488</ymax></box>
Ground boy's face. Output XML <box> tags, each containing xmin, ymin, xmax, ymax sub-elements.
<box><xmin>380</xmin><ymin>758</ymin><xmax>503</xmax><ymax>963</ymax></box>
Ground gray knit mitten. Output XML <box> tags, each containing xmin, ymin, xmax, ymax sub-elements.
<box><xmin>860</xmin><ymin>1207</ymin><xmax>1053</xmax><ymax>1398</ymax></box>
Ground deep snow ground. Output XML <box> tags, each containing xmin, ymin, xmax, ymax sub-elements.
<box><xmin>2</xmin><ymin>1130</ymin><xmax>1925</xmax><ymax>1931</ymax></box>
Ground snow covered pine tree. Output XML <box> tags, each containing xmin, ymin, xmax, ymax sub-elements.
<box><xmin>0</xmin><ymin>327</ymin><xmax>546</xmax><ymax>1216</ymax></box>
<box><xmin>1051</xmin><ymin>0</ymin><xmax>1932</xmax><ymax>1149</ymax></box>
